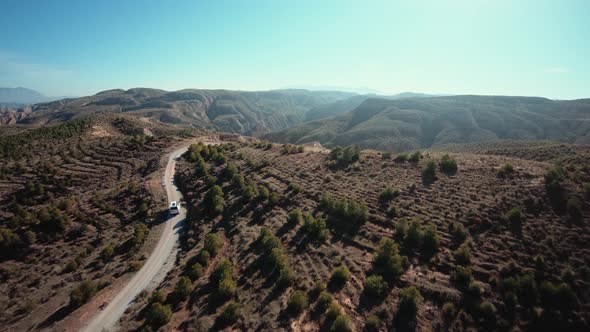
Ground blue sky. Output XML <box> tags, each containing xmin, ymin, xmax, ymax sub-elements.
<box><xmin>0</xmin><ymin>0</ymin><xmax>588</xmax><ymax>98</ymax></box>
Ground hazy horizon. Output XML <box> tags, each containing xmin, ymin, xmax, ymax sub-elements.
<box><xmin>1</xmin><ymin>0</ymin><xmax>589</xmax><ymax>99</ymax></box>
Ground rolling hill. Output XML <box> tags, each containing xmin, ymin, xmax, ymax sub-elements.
<box><xmin>265</xmin><ymin>95</ymin><xmax>590</xmax><ymax>152</ymax></box>
<box><xmin>11</xmin><ymin>88</ymin><xmax>354</xmax><ymax>135</ymax></box>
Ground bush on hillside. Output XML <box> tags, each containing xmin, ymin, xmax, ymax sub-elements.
<box><xmin>439</xmin><ymin>154</ymin><xmax>458</xmax><ymax>175</ymax></box>
<box><xmin>288</xmin><ymin>290</ymin><xmax>308</xmax><ymax>315</ymax></box>
<box><xmin>330</xmin><ymin>265</ymin><xmax>351</xmax><ymax>288</ymax></box>
<box><xmin>421</xmin><ymin>160</ymin><xmax>437</xmax><ymax>185</ymax></box>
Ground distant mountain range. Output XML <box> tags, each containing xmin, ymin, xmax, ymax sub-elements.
<box><xmin>0</xmin><ymin>87</ymin><xmax>63</xmax><ymax>105</ymax></box>
<box><xmin>4</xmin><ymin>87</ymin><xmax>590</xmax><ymax>151</ymax></box>
<box><xmin>264</xmin><ymin>95</ymin><xmax>590</xmax><ymax>151</ymax></box>
<box><xmin>8</xmin><ymin>88</ymin><xmax>356</xmax><ymax>134</ymax></box>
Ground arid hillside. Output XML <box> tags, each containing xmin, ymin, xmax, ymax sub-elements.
<box><xmin>0</xmin><ymin>116</ymin><xmax>191</xmax><ymax>331</ymax></box>
<box><xmin>7</xmin><ymin>88</ymin><xmax>354</xmax><ymax>135</ymax></box>
<box><xmin>117</xmin><ymin>141</ymin><xmax>589</xmax><ymax>331</ymax></box>
<box><xmin>265</xmin><ymin>96</ymin><xmax>590</xmax><ymax>152</ymax></box>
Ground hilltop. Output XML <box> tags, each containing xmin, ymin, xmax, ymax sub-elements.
<box><xmin>264</xmin><ymin>95</ymin><xmax>590</xmax><ymax>152</ymax></box>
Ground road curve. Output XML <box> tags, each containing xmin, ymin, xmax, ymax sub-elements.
<box><xmin>82</xmin><ymin>146</ymin><xmax>188</xmax><ymax>332</ymax></box>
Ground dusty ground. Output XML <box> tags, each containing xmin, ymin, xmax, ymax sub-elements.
<box><xmin>120</xmin><ymin>142</ymin><xmax>589</xmax><ymax>331</ymax></box>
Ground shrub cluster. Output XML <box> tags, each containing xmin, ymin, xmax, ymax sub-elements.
<box><xmin>287</xmin><ymin>290</ymin><xmax>308</xmax><ymax>315</ymax></box>
<box><xmin>328</xmin><ymin>146</ymin><xmax>361</xmax><ymax>167</ymax></box>
<box><xmin>281</xmin><ymin>144</ymin><xmax>305</xmax><ymax>154</ymax></box>
<box><xmin>330</xmin><ymin>265</ymin><xmax>351</xmax><ymax>289</ymax></box>
<box><xmin>421</xmin><ymin>160</ymin><xmax>437</xmax><ymax>185</ymax></box>
<box><xmin>70</xmin><ymin>280</ymin><xmax>103</xmax><ymax>308</ymax></box>
<box><xmin>320</xmin><ymin>192</ymin><xmax>368</xmax><ymax>226</ymax></box>
<box><xmin>372</xmin><ymin>238</ymin><xmax>404</xmax><ymax>282</ymax></box>
<box><xmin>210</xmin><ymin>259</ymin><xmax>236</xmax><ymax>302</ymax></box>
<box><xmin>439</xmin><ymin>154</ymin><xmax>458</xmax><ymax>175</ymax></box>
<box><xmin>204</xmin><ymin>185</ymin><xmax>225</xmax><ymax>216</ymax></box>
<box><xmin>379</xmin><ymin>186</ymin><xmax>400</xmax><ymax>202</ymax></box>
<box><xmin>258</xmin><ymin>228</ymin><xmax>294</xmax><ymax>288</ymax></box>
<box><xmin>396</xmin><ymin>219</ymin><xmax>440</xmax><ymax>256</ymax></box>
<box><xmin>302</xmin><ymin>213</ymin><xmax>329</xmax><ymax>242</ymax></box>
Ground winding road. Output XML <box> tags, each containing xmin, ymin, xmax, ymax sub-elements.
<box><xmin>82</xmin><ymin>146</ymin><xmax>188</xmax><ymax>332</ymax></box>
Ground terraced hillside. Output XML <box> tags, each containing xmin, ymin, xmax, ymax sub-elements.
<box><xmin>265</xmin><ymin>96</ymin><xmax>590</xmax><ymax>152</ymax></box>
<box><xmin>119</xmin><ymin>142</ymin><xmax>589</xmax><ymax>331</ymax></box>
<box><xmin>10</xmin><ymin>88</ymin><xmax>354</xmax><ymax>135</ymax></box>
<box><xmin>0</xmin><ymin>116</ymin><xmax>184</xmax><ymax>330</ymax></box>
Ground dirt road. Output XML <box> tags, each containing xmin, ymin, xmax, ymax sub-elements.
<box><xmin>82</xmin><ymin>146</ymin><xmax>188</xmax><ymax>332</ymax></box>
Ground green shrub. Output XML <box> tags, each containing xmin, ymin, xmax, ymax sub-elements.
<box><xmin>449</xmin><ymin>222</ymin><xmax>469</xmax><ymax>243</ymax></box>
<box><xmin>258</xmin><ymin>186</ymin><xmax>270</xmax><ymax>201</ymax></box>
<box><xmin>197</xmin><ymin>250</ymin><xmax>211</xmax><ymax>266</ymax></box>
<box><xmin>210</xmin><ymin>259</ymin><xmax>233</xmax><ymax>284</ymax></box>
<box><xmin>303</xmin><ymin>213</ymin><xmax>329</xmax><ymax>242</ymax></box>
<box><xmin>421</xmin><ymin>223</ymin><xmax>440</xmax><ymax>256</ymax></box>
<box><xmin>379</xmin><ymin>186</ymin><xmax>400</xmax><ymax>202</ymax></box>
<box><xmin>188</xmin><ymin>263</ymin><xmax>204</xmax><ymax>281</ymax></box>
<box><xmin>421</xmin><ymin>160</ymin><xmax>437</xmax><ymax>185</ymax></box>
<box><xmin>173</xmin><ymin>277</ymin><xmax>193</xmax><ymax>301</ymax></box>
<box><xmin>288</xmin><ymin>209</ymin><xmax>304</xmax><ymax>225</ymax></box>
<box><xmin>382</xmin><ymin>152</ymin><xmax>392</xmax><ymax>160</ymax></box>
<box><xmin>288</xmin><ymin>290</ymin><xmax>308</xmax><ymax>315</ymax></box>
<box><xmin>288</xmin><ymin>182</ymin><xmax>302</xmax><ymax>194</ymax></box>
<box><xmin>545</xmin><ymin>165</ymin><xmax>566</xmax><ymax>208</ymax></box>
<box><xmin>409</xmin><ymin>151</ymin><xmax>422</xmax><ymax>163</ymax></box>
<box><xmin>268</xmin><ymin>247</ymin><xmax>287</xmax><ymax>271</ymax></box>
<box><xmin>498</xmin><ymin>163</ymin><xmax>514</xmax><ymax>178</ymax></box>
<box><xmin>317</xmin><ymin>291</ymin><xmax>333</xmax><ymax>312</ymax></box>
<box><xmin>311</xmin><ymin>280</ymin><xmax>327</xmax><ymax>297</ymax></box>
<box><xmin>268</xmin><ymin>192</ymin><xmax>281</xmax><ymax>206</ymax></box>
<box><xmin>453</xmin><ymin>266</ymin><xmax>473</xmax><ymax>289</ymax></box>
<box><xmin>147</xmin><ymin>302</ymin><xmax>172</xmax><ymax>328</ymax></box>
<box><xmin>454</xmin><ymin>242</ymin><xmax>471</xmax><ymax>266</ymax></box>
<box><xmin>326</xmin><ymin>302</ymin><xmax>343</xmax><ymax>320</ymax></box>
<box><xmin>222</xmin><ymin>163</ymin><xmax>238</xmax><ymax>180</ymax></box>
<box><xmin>320</xmin><ymin>192</ymin><xmax>368</xmax><ymax>225</ymax></box>
<box><xmin>259</xmin><ymin>227</ymin><xmax>281</xmax><ymax>251</ymax></box>
<box><xmin>540</xmin><ymin>281</ymin><xmax>577</xmax><ymax>312</ymax></box>
<box><xmin>69</xmin><ymin>280</ymin><xmax>99</xmax><ymax>307</ymax></box>
<box><xmin>150</xmin><ymin>290</ymin><xmax>167</xmax><ymax>304</ymax></box>
<box><xmin>205</xmin><ymin>185</ymin><xmax>225</xmax><ymax>216</ymax></box>
<box><xmin>479</xmin><ymin>300</ymin><xmax>496</xmax><ymax>320</ymax></box>
<box><xmin>506</xmin><ymin>207</ymin><xmax>523</xmax><ymax>227</ymax></box>
<box><xmin>439</xmin><ymin>155</ymin><xmax>458</xmax><ymax>175</ymax></box>
<box><xmin>100</xmin><ymin>243</ymin><xmax>115</xmax><ymax>262</ymax></box>
<box><xmin>365</xmin><ymin>314</ymin><xmax>381</xmax><ymax>331</ymax></box>
<box><xmin>363</xmin><ymin>275</ymin><xmax>388</xmax><ymax>300</ymax></box>
<box><xmin>219</xmin><ymin>301</ymin><xmax>241</xmax><ymax>325</ymax></box>
<box><xmin>328</xmin><ymin>146</ymin><xmax>361</xmax><ymax>167</ymax></box>
<box><xmin>331</xmin><ymin>315</ymin><xmax>353</xmax><ymax>332</ymax></box>
<box><xmin>442</xmin><ymin>302</ymin><xmax>456</xmax><ymax>322</ymax></box>
<box><xmin>132</xmin><ymin>223</ymin><xmax>149</xmax><ymax>247</ymax></box>
<box><xmin>373</xmin><ymin>238</ymin><xmax>403</xmax><ymax>281</ymax></box>
<box><xmin>277</xmin><ymin>266</ymin><xmax>295</xmax><ymax>287</ymax></box>
<box><xmin>398</xmin><ymin>285</ymin><xmax>423</xmax><ymax>318</ymax></box>
<box><xmin>204</xmin><ymin>233</ymin><xmax>224</xmax><ymax>256</ymax></box>
<box><xmin>404</xmin><ymin>219</ymin><xmax>423</xmax><ymax>249</ymax></box>
<box><xmin>330</xmin><ymin>265</ymin><xmax>351</xmax><ymax>288</ymax></box>
<box><xmin>217</xmin><ymin>277</ymin><xmax>236</xmax><ymax>300</ymax></box>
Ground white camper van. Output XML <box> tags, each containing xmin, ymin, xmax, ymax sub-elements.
<box><xmin>169</xmin><ymin>201</ymin><xmax>180</xmax><ymax>215</ymax></box>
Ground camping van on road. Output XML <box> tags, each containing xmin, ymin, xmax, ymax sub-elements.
<box><xmin>169</xmin><ymin>201</ymin><xmax>180</xmax><ymax>215</ymax></box>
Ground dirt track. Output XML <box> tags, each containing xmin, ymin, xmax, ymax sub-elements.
<box><xmin>82</xmin><ymin>146</ymin><xmax>188</xmax><ymax>332</ymax></box>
